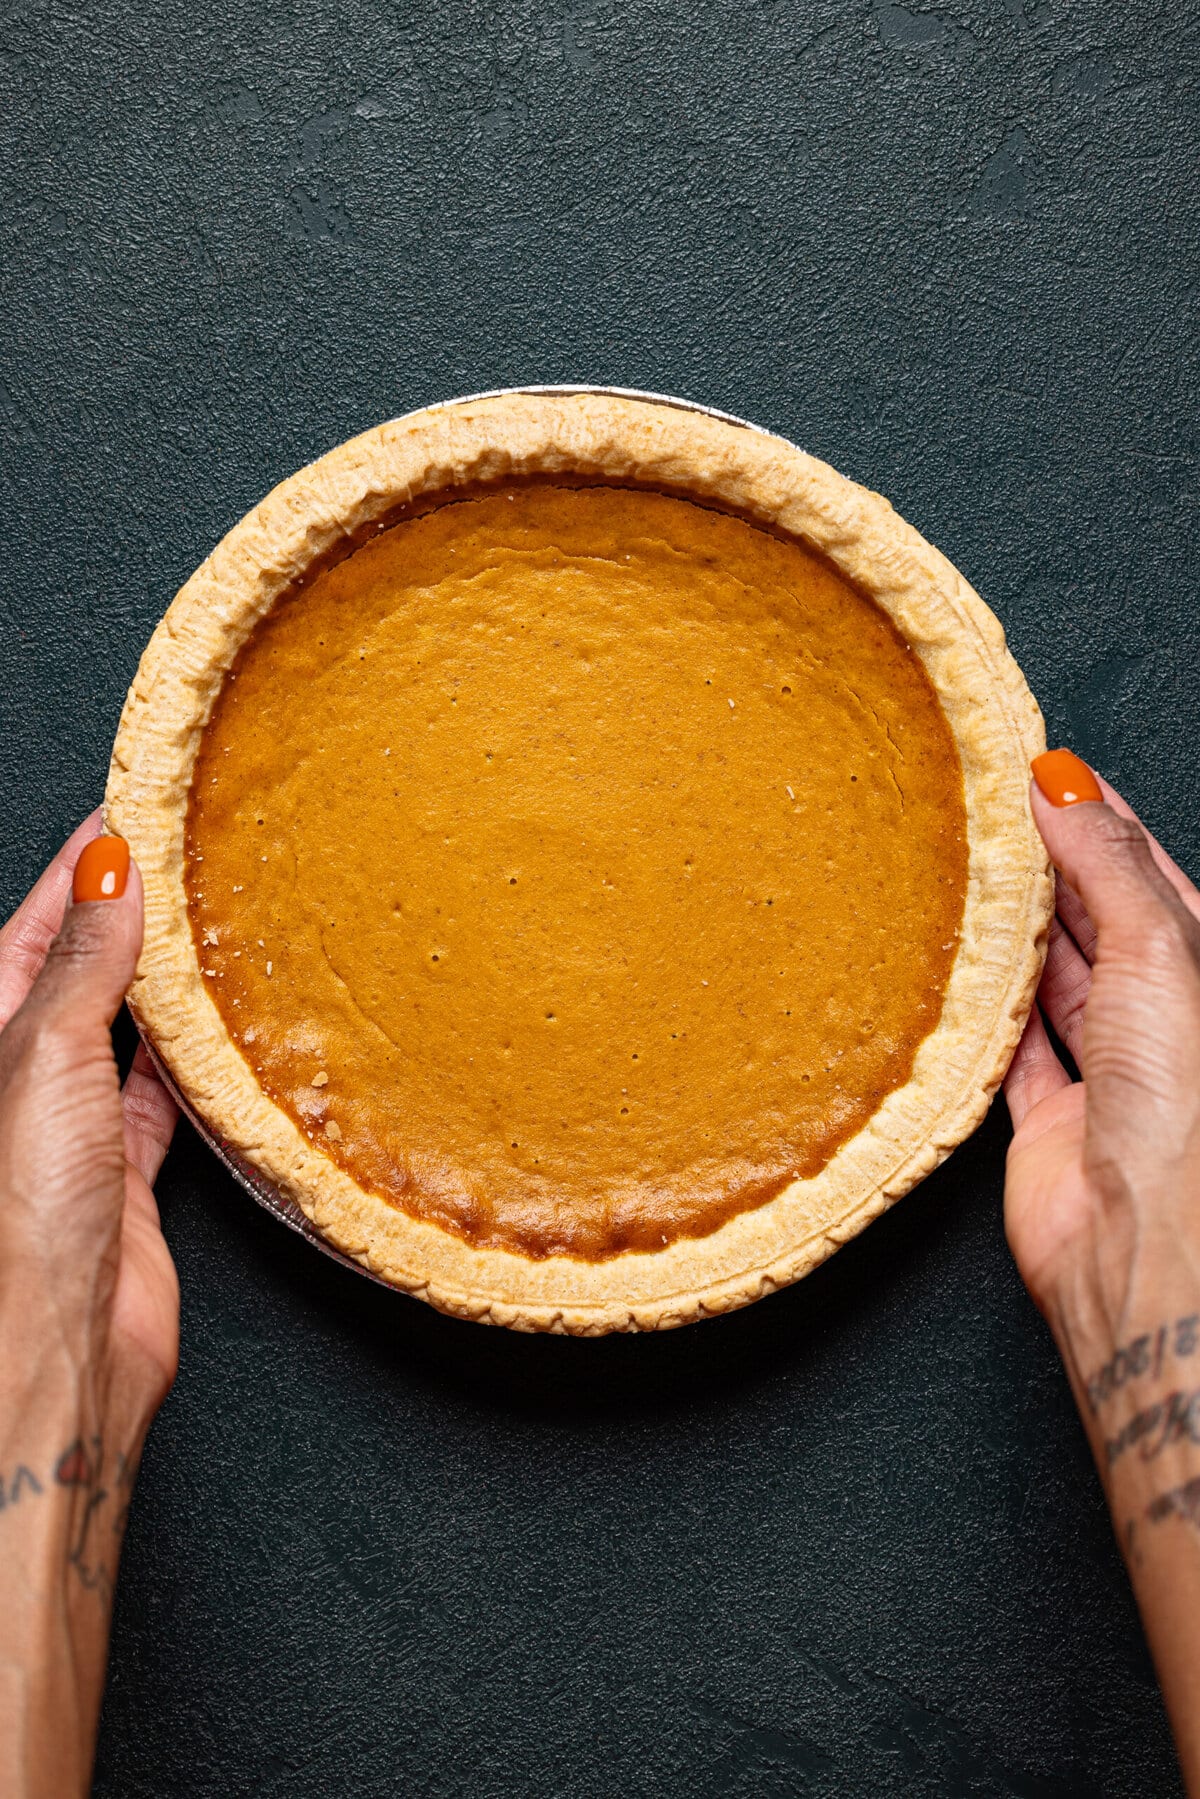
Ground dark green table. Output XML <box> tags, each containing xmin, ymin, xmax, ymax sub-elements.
<box><xmin>3</xmin><ymin>2</ymin><xmax>1196</xmax><ymax>1791</ymax></box>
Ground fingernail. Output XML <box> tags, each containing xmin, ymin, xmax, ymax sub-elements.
<box><xmin>73</xmin><ymin>835</ymin><xmax>130</xmax><ymax>902</ymax></box>
<box><xmin>1031</xmin><ymin>749</ymin><xmax>1104</xmax><ymax>808</ymax></box>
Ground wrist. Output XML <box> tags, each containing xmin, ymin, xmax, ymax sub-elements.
<box><xmin>0</xmin><ymin>1382</ymin><xmax>148</xmax><ymax>1799</ymax></box>
<box><xmin>0</xmin><ymin>1373</ymin><xmax>146</xmax><ymax>1599</ymax></box>
<box><xmin>0</xmin><ymin>1331</ymin><xmax>153</xmax><ymax>1710</ymax></box>
<box><xmin>1038</xmin><ymin>1206</ymin><xmax>1200</xmax><ymax>1361</ymax></box>
<box><xmin>1045</xmin><ymin>1273</ymin><xmax>1200</xmax><ymax>1503</ymax></box>
<box><xmin>0</xmin><ymin>1267</ymin><xmax>163</xmax><ymax>1453</ymax></box>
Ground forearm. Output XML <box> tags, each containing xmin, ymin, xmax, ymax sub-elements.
<box><xmin>1050</xmin><ymin>1277</ymin><xmax>1200</xmax><ymax>1792</ymax></box>
<box><xmin>0</xmin><ymin>1344</ymin><xmax>145</xmax><ymax>1799</ymax></box>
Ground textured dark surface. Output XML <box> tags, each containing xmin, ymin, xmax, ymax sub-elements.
<box><xmin>2</xmin><ymin>0</ymin><xmax>1197</xmax><ymax>1792</ymax></box>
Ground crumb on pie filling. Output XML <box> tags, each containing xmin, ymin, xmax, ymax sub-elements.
<box><xmin>185</xmin><ymin>482</ymin><xmax>968</xmax><ymax>1261</ymax></box>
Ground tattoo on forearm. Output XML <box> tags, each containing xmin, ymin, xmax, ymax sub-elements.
<box><xmin>1104</xmin><ymin>1387</ymin><xmax>1200</xmax><ymax>1468</ymax></box>
<box><xmin>1125</xmin><ymin>1475</ymin><xmax>1200</xmax><ymax>1567</ymax></box>
<box><xmin>0</xmin><ymin>1465</ymin><xmax>43</xmax><ymax>1507</ymax></box>
<box><xmin>1147</xmin><ymin>1476</ymin><xmax>1200</xmax><ymax>1531</ymax></box>
<box><xmin>58</xmin><ymin>1438</ymin><xmax>112</xmax><ymax>1601</ymax></box>
<box><xmin>1086</xmin><ymin>1314</ymin><xmax>1199</xmax><ymax>1415</ymax></box>
<box><xmin>0</xmin><ymin>1438</ymin><xmax>136</xmax><ymax>1602</ymax></box>
<box><xmin>1079</xmin><ymin>1314</ymin><xmax>1200</xmax><ymax>1473</ymax></box>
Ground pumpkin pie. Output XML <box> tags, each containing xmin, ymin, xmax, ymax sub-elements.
<box><xmin>106</xmin><ymin>390</ymin><xmax>1052</xmax><ymax>1332</ymax></box>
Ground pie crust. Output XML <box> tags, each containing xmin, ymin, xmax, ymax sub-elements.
<box><xmin>106</xmin><ymin>389</ymin><xmax>1053</xmax><ymax>1333</ymax></box>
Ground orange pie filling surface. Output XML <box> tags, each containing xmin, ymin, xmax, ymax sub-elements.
<box><xmin>186</xmin><ymin>484</ymin><xmax>968</xmax><ymax>1260</ymax></box>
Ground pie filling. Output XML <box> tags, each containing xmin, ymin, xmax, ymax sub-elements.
<box><xmin>185</xmin><ymin>483</ymin><xmax>968</xmax><ymax>1261</ymax></box>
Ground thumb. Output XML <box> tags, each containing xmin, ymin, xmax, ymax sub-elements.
<box><xmin>19</xmin><ymin>835</ymin><xmax>143</xmax><ymax>1038</ymax></box>
<box><xmin>1030</xmin><ymin>751</ymin><xmax>1191</xmax><ymax>955</ymax></box>
<box><xmin>0</xmin><ymin>834</ymin><xmax>143</xmax><ymax>1274</ymax></box>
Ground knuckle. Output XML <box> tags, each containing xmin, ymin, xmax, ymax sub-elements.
<box><xmin>1089</xmin><ymin>808</ymin><xmax>1151</xmax><ymax>864</ymax></box>
<box><xmin>1132</xmin><ymin>907</ymin><xmax>1195</xmax><ymax>970</ymax></box>
<box><xmin>47</xmin><ymin>907</ymin><xmax>112</xmax><ymax>967</ymax></box>
<box><xmin>0</xmin><ymin>1005</ymin><xmax>76</xmax><ymax>1101</ymax></box>
<box><xmin>0</xmin><ymin>912</ymin><xmax>58</xmax><ymax>987</ymax></box>
<box><xmin>123</xmin><ymin>1080</ymin><xmax>170</xmax><ymax>1139</ymax></box>
<box><xmin>21</xmin><ymin>1002</ymin><xmax>82</xmax><ymax>1067</ymax></box>
<box><xmin>1056</xmin><ymin>986</ymin><xmax>1088</xmax><ymax>1037</ymax></box>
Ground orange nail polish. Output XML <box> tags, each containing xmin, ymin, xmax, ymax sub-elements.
<box><xmin>1031</xmin><ymin>749</ymin><xmax>1103</xmax><ymax>808</ymax></box>
<box><xmin>73</xmin><ymin>835</ymin><xmax>130</xmax><ymax>902</ymax></box>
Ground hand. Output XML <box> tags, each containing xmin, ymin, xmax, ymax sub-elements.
<box><xmin>1003</xmin><ymin>750</ymin><xmax>1200</xmax><ymax>1793</ymax></box>
<box><xmin>1004</xmin><ymin>755</ymin><xmax>1200</xmax><ymax>1337</ymax></box>
<box><xmin>0</xmin><ymin>812</ymin><xmax>179</xmax><ymax>1798</ymax></box>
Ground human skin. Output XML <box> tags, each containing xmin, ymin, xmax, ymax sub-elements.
<box><xmin>1005</xmin><ymin>752</ymin><xmax>1200</xmax><ymax>1791</ymax></box>
<box><xmin>0</xmin><ymin>812</ymin><xmax>178</xmax><ymax>1798</ymax></box>
<box><xmin>0</xmin><ymin>756</ymin><xmax>1196</xmax><ymax>1793</ymax></box>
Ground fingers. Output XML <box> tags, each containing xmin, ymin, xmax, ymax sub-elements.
<box><xmin>1004</xmin><ymin>1004</ymin><xmax>1071</xmax><ymax>1131</ymax></box>
<box><xmin>0</xmin><ymin>840</ymin><xmax>144</xmax><ymax>1286</ymax></box>
<box><xmin>1037</xmin><ymin>916</ymin><xmax>1091</xmax><ymax>1067</ymax></box>
<box><xmin>1036</xmin><ymin>768</ymin><xmax>1199</xmax><ymax>970</ymax></box>
<box><xmin>2</xmin><ymin>827</ymin><xmax>177</xmax><ymax>1193</ymax></box>
<box><xmin>0</xmin><ymin>810</ymin><xmax>103</xmax><ymax>1028</ymax></box>
<box><xmin>1030</xmin><ymin>782</ymin><xmax>1197</xmax><ymax>967</ymax></box>
<box><xmin>15</xmin><ymin>842</ymin><xmax>144</xmax><ymax>1045</ymax></box>
<box><xmin>1027</xmin><ymin>757</ymin><xmax>1200</xmax><ymax>1186</ymax></box>
<box><xmin>1053</xmin><ymin>875</ymin><xmax>1097</xmax><ymax>965</ymax></box>
<box><xmin>122</xmin><ymin>1043</ymin><xmax>178</xmax><ymax>1188</ymax></box>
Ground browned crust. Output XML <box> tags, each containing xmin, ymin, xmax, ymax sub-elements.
<box><xmin>106</xmin><ymin>389</ymin><xmax>1052</xmax><ymax>1334</ymax></box>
